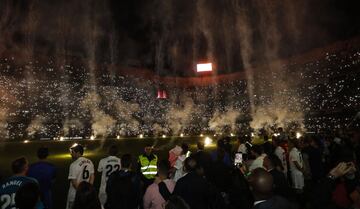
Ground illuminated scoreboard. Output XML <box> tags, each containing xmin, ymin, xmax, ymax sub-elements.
<box><xmin>196</xmin><ymin>63</ymin><xmax>213</xmax><ymax>73</ymax></box>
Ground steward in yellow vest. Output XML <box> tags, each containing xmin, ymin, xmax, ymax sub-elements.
<box><xmin>138</xmin><ymin>145</ymin><xmax>158</xmax><ymax>187</ymax></box>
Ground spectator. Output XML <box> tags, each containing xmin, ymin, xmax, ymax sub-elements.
<box><xmin>15</xmin><ymin>182</ymin><xmax>41</xmax><ymax>209</ymax></box>
<box><xmin>105</xmin><ymin>154</ymin><xmax>141</xmax><ymax>209</ymax></box>
<box><xmin>328</xmin><ymin>135</ymin><xmax>354</xmax><ymax>167</ymax></box>
<box><xmin>168</xmin><ymin>145</ymin><xmax>182</xmax><ymax>168</ymax></box>
<box><xmin>263</xmin><ymin>155</ymin><xmax>292</xmax><ymax>200</ymax></box>
<box><xmin>273</xmin><ymin>138</ymin><xmax>287</xmax><ymax>177</ymax></box>
<box><xmin>144</xmin><ymin>160</ymin><xmax>175</xmax><ymax>209</ymax></box>
<box><xmin>249</xmin><ymin>145</ymin><xmax>266</xmax><ymax>172</ymax></box>
<box><xmin>277</xmin><ymin>127</ymin><xmax>288</xmax><ymax>142</ymax></box>
<box><xmin>350</xmin><ymin>130</ymin><xmax>360</xmax><ymax>168</ymax></box>
<box><xmin>191</xmin><ymin>141</ymin><xmax>211</xmax><ymax>177</ymax></box>
<box><xmin>72</xmin><ymin>182</ymin><xmax>101</xmax><ymax>209</ymax></box>
<box><xmin>223</xmin><ymin>137</ymin><xmax>233</xmax><ymax>156</ymax></box>
<box><xmin>173</xmin><ymin>156</ymin><xmax>211</xmax><ymax>209</ymax></box>
<box><xmin>249</xmin><ymin>168</ymin><xmax>293</xmax><ymax>209</ymax></box>
<box><xmin>228</xmin><ymin>165</ymin><xmax>253</xmax><ymax>209</ymax></box>
<box><xmin>207</xmin><ymin>149</ymin><xmax>232</xmax><ymax>194</ymax></box>
<box><xmin>164</xmin><ymin>196</ymin><xmax>190</xmax><ymax>209</ymax></box>
<box><xmin>289</xmin><ymin>139</ymin><xmax>305</xmax><ymax>193</ymax></box>
<box><xmin>301</xmin><ymin>139</ymin><xmax>312</xmax><ymax>182</ymax></box>
<box><xmin>0</xmin><ymin>157</ymin><xmax>44</xmax><ymax>209</ymax></box>
<box><xmin>172</xmin><ymin>143</ymin><xmax>189</xmax><ymax>182</ymax></box>
<box><xmin>237</xmin><ymin>137</ymin><xmax>248</xmax><ymax>157</ymax></box>
<box><xmin>311</xmin><ymin>162</ymin><xmax>357</xmax><ymax>209</ymax></box>
<box><xmin>329</xmin><ymin>135</ymin><xmax>343</xmax><ymax>166</ymax></box>
<box><xmin>262</xmin><ymin>135</ymin><xmax>273</xmax><ymax>156</ymax></box>
<box><xmin>303</xmin><ymin>137</ymin><xmax>325</xmax><ymax>183</ymax></box>
<box><xmin>211</xmin><ymin>139</ymin><xmax>231</xmax><ymax>167</ymax></box>
<box><xmin>28</xmin><ymin>147</ymin><xmax>56</xmax><ymax>209</ymax></box>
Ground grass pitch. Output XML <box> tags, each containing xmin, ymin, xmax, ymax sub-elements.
<box><xmin>0</xmin><ymin>136</ymin><xmax>213</xmax><ymax>209</ymax></box>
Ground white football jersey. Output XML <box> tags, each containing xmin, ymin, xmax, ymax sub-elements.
<box><xmin>289</xmin><ymin>147</ymin><xmax>303</xmax><ymax>172</ymax></box>
<box><xmin>289</xmin><ymin>148</ymin><xmax>304</xmax><ymax>189</ymax></box>
<box><xmin>66</xmin><ymin>156</ymin><xmax>95</xmax><ymax>207</ymax></box>
<box><xmin>97</xmin><ymin>155</ymin><xmax>121</xmax><ymax>204</ymax></box>
<box><xmin>274</xmin><ymin>146</ymin><xmax>288</xmax><ymax>174</ymax></box>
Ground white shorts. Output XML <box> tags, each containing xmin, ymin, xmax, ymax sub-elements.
<box><xmin>291</xmin><ymin>171</ymin><xmax>304</xmax><ymax>189</ymax></box>
<box><xmin>66</xmin><ymin>190</ymin><xmax>75</xmax><ymax>209</ymax></box>
<box><xmin>99</xmin><ymin>192</ymin><xmax>107</xmax><ymax>206</ymax></box>
<box><xmin>66</xmin><ymin>200</ymin><xmax>73</xmax><ymax>209</ymax></box>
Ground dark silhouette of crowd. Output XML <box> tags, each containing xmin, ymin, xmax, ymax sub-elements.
<box><xmin>1</xmin><ymin>127</ymin><xmax>360</xmax><ymax>209</ymax></box>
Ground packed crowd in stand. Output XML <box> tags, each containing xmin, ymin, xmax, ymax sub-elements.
<box><xmin>0</xmin><ymin>38</ymin><xmax>359</xmax><ymax>209</ymax></box>
<box><xmin>1</xmin><ymin>126</ymin><xmax>360</xmax><ymax>209</ymax></box>
<box><xmin>0</xmin><ymin>45</ymin><xmax>359</xmax><ymax>139</ymax></box>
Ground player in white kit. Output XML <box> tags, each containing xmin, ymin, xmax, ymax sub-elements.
<box><xmin>289</xmin><ymin>139</ymin><xmax>304</xmax><ymax>192</ymax></box>
<box><xmin>273</xmin><ymin>138</ymin><xmax>288</xmax><ymax>177</ymax></box>
<box><xmin>66</xmin><ymin>144</ymin><xmax>95</xmax><ymax>209</ymax></box>
<box><xmin>97</xmin><ymin>145</ymin><xmax>121</xmax><ymax>206</ymax></box>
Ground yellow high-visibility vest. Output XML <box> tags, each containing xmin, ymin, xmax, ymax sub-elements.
<box><xmin>138</xmin><ymin>154</ymin><xmax>158</xmax><ymax>179</ymax></box>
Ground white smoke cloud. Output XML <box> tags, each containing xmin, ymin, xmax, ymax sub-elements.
<box><xmin>81</xmin><ymin>91</ymin><xmax>116</xmax><ymax>138</ymax></box>
<box><xmin>0</xmin><ymin>109</ymin><xmax>9</xmax><ymax>138</ymax></box>
<box><xmin>62</xmin><ymin>119</ymin><xmax>84</xmax><ymax>136</ymax></box>
<box><xmin>209</xmin><ymin>107</ymin><xmax>241</xmax><ymax>133</ymax></box>
<box><xmin>26</xmin><ymin>115</ymin><xmax>46</xmax><ymax>137</ymax></box>
<box><xmin>166</xmin><ymin>97</ymin><xmax>195</xmax><ymax>135</ymax></box>
<box><xmin>91</xmin><ymin>111</ymin><xmax>116</xmax><ymax>137</ymax></box>
<box><xmin>152</xmin><ymin>123</ymin><xmax>168</xmax><ymax>136</ymax></box>
<box><xmin>250</xmin><ymin>105</ymin><xmax>304</xmax><ymax>131</ymax></box>
<box><xmin>115</xmin><ymin>99</ymin><xmax>141</xmax><ymax>136</ymax></box>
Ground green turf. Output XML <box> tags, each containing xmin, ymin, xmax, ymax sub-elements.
<box><xmin>0</xmin><ymin>136</ymin><xmax>215</xmax><ymax>209</ymax></box>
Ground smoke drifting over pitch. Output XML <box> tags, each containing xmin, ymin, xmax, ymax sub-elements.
<box><xmin>0</xmin><ymin>0</ymin><xmax>359</xmax><ymax>139</ymax></box>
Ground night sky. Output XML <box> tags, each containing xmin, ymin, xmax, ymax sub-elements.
<box><xmin>0</xmin><ymin>0</ymin><xmax>359</xmax><ymax>76</ymax></box>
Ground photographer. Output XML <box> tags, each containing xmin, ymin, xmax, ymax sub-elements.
<box><xmin>311</xmin><ymin>162</ymin><xmax>357</xmax><ymax>209</ymax></box>
<box><xmin>228</xmin><ymin>161</ymin><xmax>253</xmax><ymax>209</ymax></box>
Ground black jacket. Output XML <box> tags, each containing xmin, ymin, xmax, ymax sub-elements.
<box><xmin>173</xmin><ymin>172</ymin><xmax>211</xmax><ymax>209</ymax></box>
<box><xmin>269</xmin><ymin>169</ymin><xmax>292</xmax><ymax>199</ymax></box>
<box><xmin>228</xmin><ymin>169</ymin><xmax>253</xmax><ymax>209</ymax></box>
<box><xmin>192</xmin><ymin>150</ymin><xmax>212</xmax><ymax>176</ymax></box>
<box><xmin>105</xmin><ymin>170</ymin><xmax>141</xmax><ymax>209</ymax></box>
<box><xmin>253</xmin><ymin>196</ymin><xmax>294</xmax><ymax>209</ymax></box>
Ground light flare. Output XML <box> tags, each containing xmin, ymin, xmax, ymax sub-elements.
<box><xmin>197</xmin><ymin>63</ymin><xmax>213</xmax><ymax>72</ymax></box>
<box><xmin>204</xmin><ymin>137</ymin><xmax>213</xmax><ymax>146</ymax></box>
